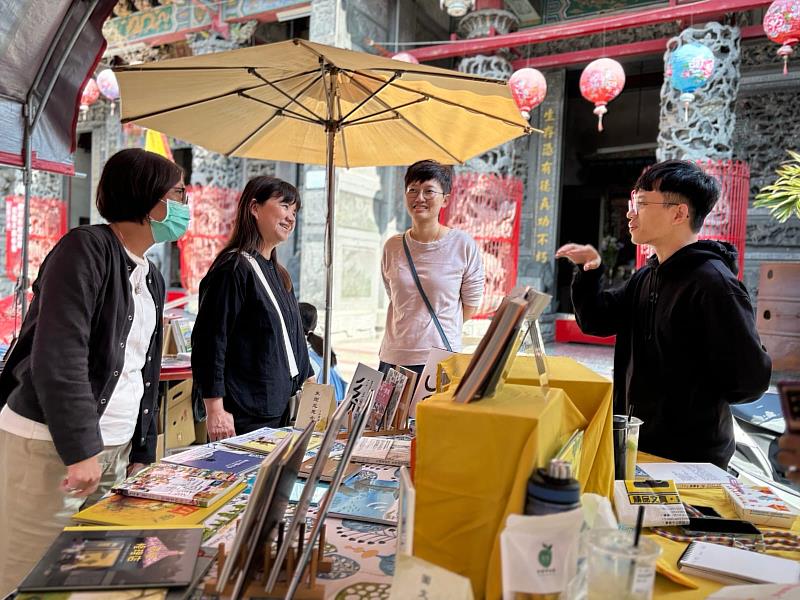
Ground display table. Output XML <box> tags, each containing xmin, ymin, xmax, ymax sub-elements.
<box><xmin>415</xmin><ymin>354</ymin><xmax>614</xmax><ymax>599</ymax></box>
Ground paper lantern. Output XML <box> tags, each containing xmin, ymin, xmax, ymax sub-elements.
<box><xmin>670</xmin><ymin>43</ymin><xmax>715</xmax><ymax>120</ymax></box>
<box><xmin>391</xmin><ymin>52</ymin><xmax>419</xmax><ymax>64</ymax></box>
<box><xmin>96</xmin><ymin>68</ymin><xmax>120</xmax><ymax>100</ymax></box>
<box><xmin>763</xmin><ymin>0</ymin><xmax>800</xmax><ymax>75</ymax></box>
<box><xmin>80</xmin><ymin>78</ymin><xmax>100</xmax><ymax>111</ymax></box>
<box><xmin>579</xmin><ymin>58</ymin><xmax>626</xmax><ymax>132</ymax></box>
<box><xmin>508</xmin><ymin>68</ymin><xmax>547</xmax><ymax>120</ymax></box>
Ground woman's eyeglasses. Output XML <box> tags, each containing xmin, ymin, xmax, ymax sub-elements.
<box><xmin>405</xmin><ymin>188</ymin><xmax>446</xmax><ymax>201</ymax></box>
<box><xmin>170</xmin><ymin>186</ymin><xmax>189</xmax><ymax>204</ymax></box>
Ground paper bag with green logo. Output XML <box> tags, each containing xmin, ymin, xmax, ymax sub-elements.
<box><xmin>500</xmin><ymin>508</ymin><xmax>583</xmax><ymax>597</ymax></box>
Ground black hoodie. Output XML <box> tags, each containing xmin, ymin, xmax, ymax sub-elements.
<box><xmin>571</xmin><ymin>240</ymin><xmax>772</xmax><ymax>468</ymax></box>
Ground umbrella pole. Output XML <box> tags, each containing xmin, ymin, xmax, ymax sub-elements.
<box><xmin>322</xmin><ymin>126</ymin><xmax>335</xmax><ymax>385</ymax></box>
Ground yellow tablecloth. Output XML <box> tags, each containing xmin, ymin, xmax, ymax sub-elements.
<box><xmin>415</xmin><ymin>355</ymin><xmax>614</xmax><ymax>599</ymax></box>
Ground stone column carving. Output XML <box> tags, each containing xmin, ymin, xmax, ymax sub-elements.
<box><xmin>657</xmin><ymin>23</ymin><xmax>741</xmax><ymax>161</ymax></box>
<box><xmin>456</xmin><ymin>8</ymin><xmax>526</xmax><ymax>177</ymax></box>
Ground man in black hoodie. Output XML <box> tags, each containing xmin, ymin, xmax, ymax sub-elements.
<box><xmin>555</xmin><ymin>160</ymin><xmax>771</xmax><ymax>469</ymax></box>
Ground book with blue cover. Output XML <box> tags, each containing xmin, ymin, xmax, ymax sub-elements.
<box><xmin>328</xmin><ymin>468</ymin><xmax>399</xmax><ymax>525</ymax></box>
<box><xmin>163</xmin><ymin>444</ymin><xmax>264</xmax><ymax>475</ymax></box>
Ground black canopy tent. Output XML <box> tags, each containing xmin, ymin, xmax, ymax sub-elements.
<box><xmin>0</xmin><ymin>0</ymin><xmax>116</xmax><ymax>318</ymax></box>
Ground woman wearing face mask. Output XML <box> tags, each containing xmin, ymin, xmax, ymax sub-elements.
<box><xmin>0</xmin><ymin>148</ymin><xmax>189</xmax><ymax>596</ymax></box>
<box><xmin>192</xmin><ymin>176</ymin><xmax>312</xmax><ymax>441</ymax></box>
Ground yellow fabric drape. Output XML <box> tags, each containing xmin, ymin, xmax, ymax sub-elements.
<box><xmin>415</xmin><ymin>355</ymin><xmax>614</xmax><ymax>599</ymax></box>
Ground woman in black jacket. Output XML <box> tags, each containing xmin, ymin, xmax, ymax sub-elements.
<box><xmin>192</xmin><ymin>176</ymin><xmax>312</xmax><ymax>441</ymax></box>
<box><xmin>0</xmin><ymin>148</ymin><xmax>189</xmax><ymax>596</ymax></box>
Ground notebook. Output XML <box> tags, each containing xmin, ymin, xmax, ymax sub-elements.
<box><xmin>678</xmin><ymin>541</ymin><xmax>800</xmax><ymax>585</ymax></box>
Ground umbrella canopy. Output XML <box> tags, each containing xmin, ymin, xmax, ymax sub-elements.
<box><xmin>116</xmin><ymin>38</ymin><xmax>533</xmax><ymax>166</ymax></box>
<box><xmin>116</xmin><ymin>38</ymin><xmax>534</xmax><ymax>388</ymax></box>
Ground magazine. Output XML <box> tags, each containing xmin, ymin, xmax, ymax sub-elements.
<box><xmin>221</xmin><ymin>426</ymin><xmax>324</xmax><ymax>458</ymax></box>
<box><xmin>162</xmin><ymin>444</ymin><xmax>263</xmax><ymax>476</ymax></box>
<box><xmin>18</xmin><ymin>526</ymin><xmax>202</xmax><ymax>592</ymax></box>
<box><xmin>352</xmin><ymin>436</ymin><xmax>411</xmax><ymax>467</ymax></box>
<box><xmin>112</xmin><ymin>463</ymin><xmax>242</xmax><ymax>507</ymax></box>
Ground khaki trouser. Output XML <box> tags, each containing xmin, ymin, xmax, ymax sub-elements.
<box><xmin>0</xmin><ymin>429</ymin><xmax>131</xmax><ymax>597</ymax></box>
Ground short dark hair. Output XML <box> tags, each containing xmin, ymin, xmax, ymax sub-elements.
<box><xmin>634</xmin><ymin>160</ymin><xmax>720</xmax><ymax>232</ymax></box>
<box><xmin>96</xmin><ymin>148</ymin><xmax>183</xmax><ymax>223</ymax></box>
<box><xmin>404</xmin><ymin>159</ymin><xmax>453</xmax><ymax>194</ymax></box>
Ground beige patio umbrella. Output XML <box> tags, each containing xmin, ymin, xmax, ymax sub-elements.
<box><xmin>116</xmin><ymin>38</ymin><xmax>534</xmax><ymax>383</ymax></box>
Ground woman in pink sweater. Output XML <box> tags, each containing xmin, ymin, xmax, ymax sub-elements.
<box><xmin>379</xmin><ymin>160</ymin><xmax>484</xmax><ymax>377</ymax></box>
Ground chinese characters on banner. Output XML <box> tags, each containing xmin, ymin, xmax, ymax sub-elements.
<box><xmin>530</xmin><ymin>71</ymin><xmax>565</xmax><ymax>273</ymax></box>
<box><xmin>443</xmin><ymin>172</ymin><xmax>523</xmax><ymax>318</ymax></box>
<box><xmin>176</xmin><ymin>185</ymin><xmax>238</xmax><ymax>293</ymax></box>
<box><xmin>4</xmin><ymin>195</ymin><xmax>67</xmax><ymax>282</ymax></box>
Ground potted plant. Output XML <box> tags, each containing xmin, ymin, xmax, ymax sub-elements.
<box><xmin>752</xmin><ymin>149</ymin><xmax>800</xmax><ymax>373</ymax></box>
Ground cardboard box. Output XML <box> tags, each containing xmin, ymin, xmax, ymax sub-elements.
<box><xmin>165</xmin><ymin>379</ymin><xmax>195</xmax><ymax>449</ymax></box>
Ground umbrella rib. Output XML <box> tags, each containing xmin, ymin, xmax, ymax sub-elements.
<box><xmin>339</xmin><ymin>72</ymin><xmax>400</xmax><ymax>122</ymax></box>
<box><xmin>120</xmin><ymin>81</ymin><xmax>273</xmax><ymax>123</ymax></box>
<box><xmin>349</xmin><ymin>66</ymin><xmax>510</xmax><ymax>86</ymax></box>
<box><xmin>225</xmin><ymin>111</ymin><xmax>284</xmax><ymax>156</ymax></box>
<box><xmin>341</xmin><ymin>115</ymin><xmax>402</xmax><ymax>128</ymax></box>
<box><xmin>248</xmin><ymin>68</ymin><xmax>327</xmax><ymax>123</ymax></box>
<box><xmin>344</xmin><ymin>68</ymin><xmax>536</xmax><ymax>133</ymax></box>
<box><xmin>342</xmin><ymin>72</ymin><xmax>464</xmax><ymax>164</ymax></box>
<box><xmin>239</xmin><ymin>92</ymin><xmax>323</xmax><ymax>125</ymax></box>
<box><xmin>335</xmin><ymin>85</ymin><xmax>350</xmax><ymax>169</ymax></box>
<box><xmin>342</xmin><ymin>97</ymin><xmax>429</xmax><ymax>127</ymax></box>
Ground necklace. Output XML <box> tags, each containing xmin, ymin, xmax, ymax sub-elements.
<box><xmin>112</xmin><ymin>224</ymin><xmax>143</xmax><ymax>295</ymax></box>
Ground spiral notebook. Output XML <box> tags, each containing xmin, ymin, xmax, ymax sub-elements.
<box><xmin>678</xmin><ymin>541</ymin><xmax>800</xmax><ymax>585</ymax></box>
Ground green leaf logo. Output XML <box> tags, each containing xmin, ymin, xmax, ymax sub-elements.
<box><xmin>538</xmin><ymin>543</ymin><xmax>553</xmax><ymax>568</ymax></box>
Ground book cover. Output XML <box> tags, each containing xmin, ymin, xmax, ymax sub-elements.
<box><xmin>393</xmin><ymin>366</ymin><xmax>418</xmax><ymax>430</ymax></box>
<box><xmin>112</xmin><ymin>463</ymin><xmax>242</xmax><ymax>507</ymax></box>
<box><xmin>409</xmin><ymin>348</ymin><xmax>455</xmax><ymax>418</ymax></box>
<box><xmin>367</xmin><ymin>381</ymin><xmax>395</xmax><ymax>431</ymax></box>
<box><xmin>294</xmin><ymin>383</ymin><xmax>336</xmax><ymax>433</ymax></box>
<box><xmin>72</xmin><ymin>484</ymin><xmax>245</xmax><ymax>527</ymax></box>
<box><xmin>637</xmin><ymin>463</ymin><xmax>738</xmax><ymax>488</ymax></box>
<box><xmin>18</xmin><ymin>527</ymin><xmax>202</xmax><ymax>592</ymax></box>
<box><xmin>162</xmin><ymin>444</ymin><xmax>264</xmax><ymax>476</ymax></box>
<box><xmin>352</xmin><ymin>436</ymin><xmax>412</xmax><ymax>467</ymax></box>
<box><xmin>222</xmin><ymin>426</ymin><xmax>323</xmax><ymax>458</ymax></box>
<box><xmin>328</xmin><ymin>468</ymin><xmax>400</xmax><ymax>526</ymax></box>
<box><xmin>723</xmin><ymin>483</ymin><xmax>800</xmax><ymax>528</ymax></box>
<box><xmin>299</xmin><ymin>452</ymin><xmax>360</xmax><ymax>483</ymax></box>
<box><xmin>382</xmin><ymin>369</ymin><xmax>408</xmax><ymax>430</ymax></box>
<box><xmin>613</xmin><ymin>479</ymin><xmax>689</xmax><ymax>527</ymax></box>
<box><xmin>169</xmin><ymin>319</ymin><xmax>193</xmax><ymax>354</ymax></box>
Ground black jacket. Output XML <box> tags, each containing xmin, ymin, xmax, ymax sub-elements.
<box><xmin>571</xmin><ymin>240</ymin><xmax>771</xmax><ymax>468</ymax></box>
<box><xmin>191</xmin><ymin>252</ymin><xmax>311</xmax><ymax>422</ymax></box>
<box><xmin>0</xmin><ymin>225</ymin><xmax>164</xmax><ymax>465</ymax></box>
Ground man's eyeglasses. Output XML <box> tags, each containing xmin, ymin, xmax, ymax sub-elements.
<box><xmin>170</xmin><ymin>186</ymin><xmax>189</xmax><ymax>205</ymax></box>
<box><xmin>628</xmin><ymin>190</ymin><xmax>679</xmax><ymax>214</ymax></box>
<box><xmin>405</xmin><ymin>188</ymin><xmax>446</xmax><ymax>201</ymax></box>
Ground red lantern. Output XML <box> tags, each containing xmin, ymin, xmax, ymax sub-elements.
<box><xmin>508</xmin><ymin>68</ymin><xmax>547</xmax><ymax>120</ymax></box>
<box><xmin>579</xmin><ymin>58</ymin><xmax>626</xmax><ymax>132</ymax></box>
<box><xmin>763</xmin><ymin>0</ymin><xmax>800</xmax><ymax>75</ymax></box>
<box><xmin>80</xmin><ymin>78</ymin><xmax>100</xmax><ymax>111</ymax></box>
<box><xmin>392</xmin><ymin>52</ymin><xmax>419</xmax><ymax>64</ymax></box>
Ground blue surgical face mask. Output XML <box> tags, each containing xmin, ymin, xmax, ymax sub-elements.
<box><xmin>150</xmin><ymin>199</ymin><xmax>190</xmax><ymax>243</ymax></box>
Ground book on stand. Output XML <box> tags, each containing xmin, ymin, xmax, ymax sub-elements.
<box><xmin>382</xmin><ymin>368</ymin><xmax>408</xmax><ymax>430</ymax></box>
<box><xmin>367</xmin><ymin>381</ymin><xmax>395</xmax><ymax>431</ymax></box>
<box><xmin>294</xmin><ymin>382</ymin><xmax>336</xmax><ymax>433</ymax></box>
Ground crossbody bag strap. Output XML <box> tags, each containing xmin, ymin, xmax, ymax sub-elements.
<box><xmin>242</xmin><ymin>253</ymin><xmax>300</xmax><ymax>378</ymax></box>
<box><xmin>402</xmin><ymin>233</ymin><xmax>453</xmax><ymax>352</ymax></box>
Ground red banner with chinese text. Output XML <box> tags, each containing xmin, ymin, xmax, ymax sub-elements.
<box><xmin>4</xmin><ymin>195</ymin><xmax>67</xmax><ymax>283</ymax></box>
<box><xmin>442</xmin><ymin>173</ymin><xmax>523</xmax><ymax>318</ymax></box>
<box><xmin>177</xmin><ymin>185</ymin><xmax>238</xmax><ymax>294</ymax></box>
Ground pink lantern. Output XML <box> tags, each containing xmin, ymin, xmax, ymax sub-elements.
<box><xmin>579</xmin><ymin>58</ymin><xmax>626</xmax><ymax>132</ymax></box>
<box><xmin>96</xmin><ymin>68</ymin><xmax>120</xmax><ymax>100</ymax></box>
<box><xmin>392</xmin><ymin>52</ymin><xmax>419</xmax><ymax>64</ymax></box>
<box><xmin>763</xmin><ymin>0</ymin><xmax>800</xmax><ymax>75</ymax></box>
<box><xmin>508</xmin><ymin>68</ymin><xmax>547</xmax><ymax>120</ymax></box>
<box><xmin>80</xmin><ymin>78</ymin><xmax>100</xmax><ymax>111</ymax></box>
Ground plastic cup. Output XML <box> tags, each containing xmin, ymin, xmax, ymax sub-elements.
<box><xmin>625</xmin><ymin>417</ymin><xmax>643</xmax><ymax>480</ymax></box>
<box><xmin>586</xmin><ymin>529</ymin><xmax>661</xmax><ymax>600</ymax></box>
<box><xmin>612</xmin><ymin>416</ymin><xmax>628</xmax><ymax>480</ymax></box>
